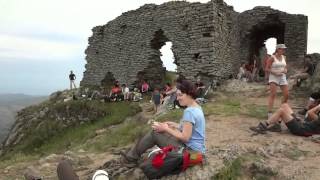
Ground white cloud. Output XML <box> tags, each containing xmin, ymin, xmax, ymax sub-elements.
<box><xmin>0</xmin><ymin>0</ymin><xmax>209</xmax><ymax>63</ymax></box>
<box><xmin>0</xmin><ymin>34</ymin><xmax>82</xmax><ymax>61</ymax></box>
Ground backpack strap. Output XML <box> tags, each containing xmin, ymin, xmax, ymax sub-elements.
<box><xmin>181</xmin><ymin>150</ymin><xmax>190</xmax><ymax>171</ymax></box>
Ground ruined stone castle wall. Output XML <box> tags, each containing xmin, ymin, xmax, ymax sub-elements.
<box><xmin>81</xmin><ymin>0</ymin><xmax>308</xmax><ymax>87</ymax></box>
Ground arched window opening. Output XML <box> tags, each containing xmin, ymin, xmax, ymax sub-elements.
<box><xmin>159</xmin><ymin>42</ymin><xmax>177</xmax><ymax>72</ymax></box>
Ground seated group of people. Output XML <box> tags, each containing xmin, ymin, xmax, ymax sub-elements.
<box><xmin>87</xmin><ymin>81</ymin><xmax>150</xmax><ymax>102</ymax></box>
<box><xmin>111</xmin><ymin>80</ymin><xmax>150</xmax><ymax>102</ymax></box>
<box><xmin>237</xmin><ymin>59</ymin><xmax>258</xmax><ymax>82</ymax></box>
<box><xmin>152</xmin><ymin>78</ymin><xmax>207</xmax><ymax>113</ymax></box>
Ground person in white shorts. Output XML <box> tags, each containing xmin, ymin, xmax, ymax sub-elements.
<box><xmin>266</xmin><ymin>44</ymin><xmax>289</xmax><ymax>120</ymax></box>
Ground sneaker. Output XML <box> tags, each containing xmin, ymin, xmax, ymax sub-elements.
<box><xmin>119</xmin><ymin>151</ymin><xmax>138</xmax><ymax>168</ymax></box>
<box><xmin>298</xmin><ymin>109</ymin><xmax>307</xmax><ymax>116</ymax></box>
<box><xmin>24</xmin><ymin>171</ymin><xmax>42</xmax><ymax>180</ymax></box>
<box><xmin>267</xmin><ymin>123</ymin><xmax>282</xmax><ymax>132</ymax></box>
<box><xmin>249</xmin><ymin>122</ymin><xmax>268</xmax><ymax>134</ymax></box>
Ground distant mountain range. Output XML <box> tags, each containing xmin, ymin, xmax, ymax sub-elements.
<box><xmin>0</xmin><ymin>94</ymin><xmax>47</xmax><ymax>143</ymax></box>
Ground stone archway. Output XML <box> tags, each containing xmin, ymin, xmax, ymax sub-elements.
<box><xmin>136</xmin><ymin>29</ymin><xmax>168</xmax><ymax>88</ymax></box>
<box><xmin>245</xmin><ymin>14</ymin><xmax>285</xmax><ymax>65</ymax></box>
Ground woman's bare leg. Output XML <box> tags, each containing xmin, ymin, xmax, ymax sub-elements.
<box><xmin>268</xmin><ymin>83</ymin><xmax>277</xmax><ymax>113</ymax></box>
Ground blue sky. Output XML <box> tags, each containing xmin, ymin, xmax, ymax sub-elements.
<box><xmin>0</xmin><ymin>0</ymin><xmax>319</xmax><ymax>95</ymax></box>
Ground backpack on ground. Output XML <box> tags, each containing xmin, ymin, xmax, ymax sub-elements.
<box><xmin>139</xmin><ymin>145</ymin><xmax>203</xmax><ymax>179</ymax></box>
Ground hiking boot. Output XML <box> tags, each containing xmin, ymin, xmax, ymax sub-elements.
<box><xmin>267</xmin><ymin>123</ymin><xmax>282</xmax><ymax>132</ymax></box>
<box><xmin>249</xmin><ymin>122</ymin><xmax>268</xmax><ymax>134</ymax></box>
<box><xmin>24</xmin><ymin>172</ymin><xmax>42</xmax><ymax>180</ymax></box>
<box><xmin>298</xmin><ymin>109</ymin><xmax>307</xmax><ymax>116</ymax></box>
<box><xmin>119</xmin><ymin>151</ymin><xmax>138</xmax><ymax>168</ymax></box>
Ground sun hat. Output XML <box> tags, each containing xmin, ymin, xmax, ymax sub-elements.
<box><xmin>276</xmin><ymin>44</ymin><xmax>287</xmax><ymax>49</ymax></box>
<box><xmin>92</xmin><ymin>170</ymin><xmax>109</xmax><ymax>180</ymax></box>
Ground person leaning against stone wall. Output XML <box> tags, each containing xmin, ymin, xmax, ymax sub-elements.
<box><xmin>69</xmin><ymin>70</ymin><xmax>76</xmax><ymax>90</ymax></box>
<box><xmin>266</xmin><ymin>44</ymin><xmax>289</xmax><ymax>120</ymax></box>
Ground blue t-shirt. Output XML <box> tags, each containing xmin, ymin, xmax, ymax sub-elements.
<box><xmin>179</xmin><ymin>106</ymin><xmax>206</xmax><ymax>153</ymax></box>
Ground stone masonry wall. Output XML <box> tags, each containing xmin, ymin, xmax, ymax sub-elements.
<box><xmin>81</xmin><ymin>0</ymin><xmax>308</xmax><ymax>87</ymax></box>
<box><xmin>239</xmin><ymin>6</ymin><xmax>308</xmax><ymax>69</ymax></box>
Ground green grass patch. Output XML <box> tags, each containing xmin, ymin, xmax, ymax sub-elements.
<box><xmin>285</xmin><ymin>148</ymin><xmax>309</xmax><ymax>161</ymax></box>
<box><xmin>214</xmin><ymin>157</ymin><xmax>243</xmax><ymax>180</ymax></box>
<box><xmin>164</xmin><ymin>71</ymin><xmax>177</xmax><ymax>84</ymax></box>
<box><xmin>242</xmin><ymin>104</ymin><xmax>268</xmax><ymax>120</ymax></box>
<box><xmin>203</xmin><ymin>99</ymin><xmax>241</xmax><ymax>116</ymax></box>
<box><xmin>0</xmin><ymin>101</ymin><xmax>141</xmax><ymax>161</ymax></box>
<box><xmin>35</xmin><ymin>102</ymin><xmax>141</xmax><ymax>154</ymax></box>
<box><xmin>213</xmin><ymin>153</ymin><xmax>277</xmax><ymax>180</ymax></box>
<box><xmin>0</xmin><ymin>152</ymin><xmax>39</xmax><ymax>169</ymax></box>
<box><xmin>82</xmin><ymin>120</ymin><xmax>149</xmax><ymax>152</ymax></box>
<box><xmin>155</xmin><ymin>108</ymin><xmax>183</xmax><ymax>122</ymax></box>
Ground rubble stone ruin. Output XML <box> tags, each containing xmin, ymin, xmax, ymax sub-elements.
<box><xmin>81</xmin><ymin>0</ymin><xmax>307</xmax><ymax>87</ymax></box>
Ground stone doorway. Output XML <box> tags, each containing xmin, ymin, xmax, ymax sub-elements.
<box><xmin>136</xmin><ymin>29</ymin><xmax>178</xmax><ymax>89</ymax></box>
<box><xmin>246</xmin><ymin>14</ymin><xmax>285</xmax><ymax>67</ymax></box>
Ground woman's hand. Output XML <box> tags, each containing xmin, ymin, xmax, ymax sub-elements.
<box><xmin>282</xmin><ymin>68</ymin><xmax>287</xmax><ymax>74</ymax></box>
<box><xmin>152</xmin><ymin>122</ymin><xmax>169</xmax><ymax>133</ymax></box>
<box><xmin>165</xmin><ymin>121</ymin><xmax>179</xmax><ymax>129</ymax></box>
<box><xmin>272</xmin><ymin>70</ymin><xmax>284</xmax><ymax>76</ymax></box>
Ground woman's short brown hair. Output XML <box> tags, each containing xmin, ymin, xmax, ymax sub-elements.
<box><xmin>176</xmin><ymin>80</ymin><xmax>197</xmax><ymax>99</ymax></box>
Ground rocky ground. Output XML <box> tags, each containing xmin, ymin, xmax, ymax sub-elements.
<box><xmin>1</xmin><ymin>80</ymin><xmax>320</xmax><ymax>180</ymax></box>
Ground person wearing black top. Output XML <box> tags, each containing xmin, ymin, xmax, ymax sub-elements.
<box><xmin>195</xmin><ymin>78</ymin><xmax>205</xmax><ymax>98</ymax></box>
<box><xmin>289</xmin><ymin>55</ymin><xmax>315</xmax><ymax>87</ymax></box>
<box><xmin>69</xmin><ymin>70</ymin><xmax>76</xmax><ymax>90</ymax></box>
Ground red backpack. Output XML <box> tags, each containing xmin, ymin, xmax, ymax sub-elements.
<box><xmin>140</xmin><ymin>145</ymin><xmax>203</xmax><ymax>179</ymax></box>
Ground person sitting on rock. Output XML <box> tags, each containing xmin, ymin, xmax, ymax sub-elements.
<box><xmin>109</xmin><ymin>83</ymin><xmax>122</xmax><ymax>102</ymax></box>
<box><xmin>237</xmin><ymin>62</ymin><xmax>246</xmax><ymax>81</ymax></box>
<box><xmin>164</xmin><ymin>80</ymin><xmax>178</xmax><ymax>109</ymax></box>
<box><xmin>297</xmin><ymin>91</ymin><xmax>320</xmax><ymax>116</ymax></box>
<box><xmin>289</xmin><ymin>55</ymin><xmax>315</xmax><ymax>88</ymax></box>
<box><xmin>164</xmin><ymin>83</ymin><xmax>172</xmax><ymax>96</ymax></box>
<box><xmin>141</xmin><ymin>80</ymin><xmax>149</xmax><ymax>94</ymax></box>
<box><xmin>122</xmin><ymin>84</ymin><xmax>131</xmax><ymax>101</ymax></box>
<box><xmin>244</xmin><ymin>62</ymin><xmax>254</xmax><ymax>82</ymax></box>
<box><xmin>195</xmin><ymin>78</ymin><xmax>206</xmax><ymax>98</ymax></box>
<box><xmin>132</xmin><ymin>88</ymin><xmax>142</xmax><ymax>101</ymax></box>
<box><xmin>121</xmin><ymin>80</ymin><xmax>206</xmax><ymax>169</ymax></box>
<box><xmin>250</xmin><ymin>103</ymin><xmax>320</xmax><ymax>136</ymax></box>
